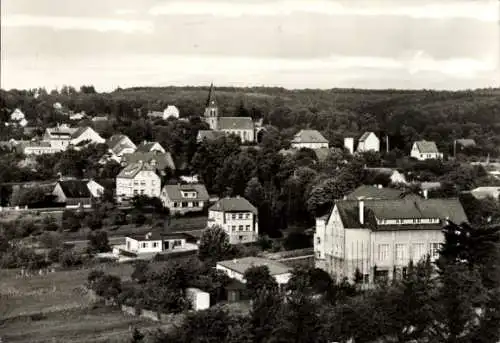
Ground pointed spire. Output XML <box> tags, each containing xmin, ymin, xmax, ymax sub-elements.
<box><xmin>206</xmin><ymin>82</ymin><xmax>217</xmax><ymax>107</ymax></box>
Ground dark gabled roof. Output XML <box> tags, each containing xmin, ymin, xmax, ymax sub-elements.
<box><xmin>122</xmin><ymin>151</ymin><xmax>175</xmax><ymax>171</ymax></box>
<box><xmin>162</xmin><ymin>183</ymin><xmax>209</xmax><ymax>202</ymax></box>
<box><xmin>117</xmin><ymin>161</ymin><xmax>156</xmax><ymax>179</ymax></box>
<box><xmin>209</xmin><ymin>196</ymin><xmax>258</xmax><ymax>214</ymax></box>
<box><xmin>414</xmin><ymin>140</ymin><xmax>440</xmax><ymax>153</ymax></box>
<box><xmin>57</xmin><ymin>180</ymin><xmax>91</xmax><ymax>199</ymax></box>
<box><xmin>218</xmin><ymin>117</ymin><xmax>254</xmax><ymax>130</ymax></box>
<box><xmin>135</xmin><ymin>141</ymin><xmax>164</xmax><ymax>153</ymax></box>
<box><xmin>71</xmin><ymin>126</ymin><xmax>90</xmax><ymax>139</ymax></box>
<box><xmin>345</xmin><ymin>185</ymin><xmax>407</xmax><ymax>200</ymax></box>
<box><xmin>291</xmin><ymin>130</ymin><xmax>328</xmax><ymax>144</ymax></box>
<box><xmin>128</xmin><ymin>231</ymin><xmax>190</xmax><ymax>241</ymax></box>
<box><xmin>335</xmin><ymin>198</ymin><xmax>468</xmax><ymax>231</ymax></box>
<box><xmin>197</xmin><ymin>130</ymin><xmax>226</xmax><ymax>141</ymax></box>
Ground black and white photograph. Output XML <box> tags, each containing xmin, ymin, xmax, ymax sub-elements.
<box><xmin>0</xmin><ymin>0</ymin><xmax>499</xmax><ymax>342</ymax></box>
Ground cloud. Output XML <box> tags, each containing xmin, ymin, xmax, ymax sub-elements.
<box><xmin>149</xmin><ymin>0</ymin><xmax>498</xmax><ymax>21</ymax></box>
<box><xmin>115</xmin><ymin>9</ymin><xmax>138</xmax><ymax>15</ymax></box>
<box><xmin>1</xmin><ymin>14</ymin><xmax>153</xmax><ymax>33</ymax></box>
<box><xmin>2</xmin><ymin>52</ymin><xmax>497</xmax><ymax>92</ymax></box>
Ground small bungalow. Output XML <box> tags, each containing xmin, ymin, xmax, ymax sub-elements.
<box><xmin>52</xmin><ymin>180</ymin><xmax>94</xmax><ymax>208</ymax></box>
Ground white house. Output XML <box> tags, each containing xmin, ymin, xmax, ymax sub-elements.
<box><xmin>123</xmin><ymin>232</ymin><xmax>189</xmax><ymax>254</ymax></box>
<box><xmin>116</xmin><ymin>162</ymin><xmax>161</xmax><ymax>201</ymax></box>
<box><xmin>344</xmin><ymin>137</ymin><xmax>354</xmax><ymax>155</ymax></box>
<box><xmin>44</xmin><ymin>124</ymin><xmax>76</xmax><ymax>149</ymax></box>
<box><xmin>290</xmin><ymin>130</ymin><xmax>329</xmax><ymax>150</ymax></box>
<box><xmin>136</xmin><ymin>141</ymin><xmax>166</xmax><ymax>154</ymax></box>
<box><xmin>410</xmin><ymin>140</ymin><xmax>443</xmax><ymax>160</ymax></box>
<box><xmin>314</xmin><ymin>197</ymin><xmax>467</xmax><ymax>283</ymax></box>
<box><xmin>164</xmin><ymin>105</ymin><xmax>180</xmax><ymax>119</ymax></box>
<box><xmin>356</xmin><ymin>132</ymin><xmax>380</xmax><ymax>153</ymax></box>
<box><xmin>10</xmin><ymin>108</ymin><xmax>25</xmax><ymax>121</ymax></box>
<box><xmin>160</xmin><ymin>183</ymin><xmax>209</xmax><ymax>214</ymax></box>
<box><xmin>216</xmin><ymin>257</ymin><xmax>292</xmax><ymax>286</ymax></box>
<box><xmin>87</xmin><ymin>179</ymin><xmax>105</xmax><ymax>198</ymax></box>
<box><xmin>14</xmin><ymin>141</ymin><xmax>64</xmax><ymax>155</ymax></box>
<box><xmin>364</xmin><ymin>167</ymin><xmax>408</xmax><ymax>185</ymax></box>
<box><xmin>105</xmin><ymin>134</ymin><xmax>137</xmax><ymax>162</ymax></box>
<box><xmin>208</xmin><ymin>196</ymin><xmax>259</xmax><ymax>244</ymax></box>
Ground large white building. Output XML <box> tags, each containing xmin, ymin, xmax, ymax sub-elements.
<box><xmin>44</xmin><ymin>124</ymin><xmax>104</xmax><ymax>150</ymax></box>
<box><xmin>314</xmin><ymin>197</ymin><xmax>467</xmax><ymax>283</ymax></box>
<box><xmin>290</xmin><ymin>130</ymin><xmax>329</xmax><ymax>150</ymax></box>
<box><xmin>116</xmin><ymin>161</ymin><xmax>161</xmax><ymax>201</ymax></box>
<box><xmin>207</xmin><ymin>196</ymin><xmax>259</xmax><ymax>244</ymax></box>
<box><xmin>410</xmin><ymin>140</ymin><xmax>443</xmax><ymax>160</ymax></box>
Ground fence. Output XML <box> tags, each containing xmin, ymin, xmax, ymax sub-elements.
<box><xmin>263</xmin><ymin>247</ymin><xmax>314</xmax><ymax>260</ymax></box>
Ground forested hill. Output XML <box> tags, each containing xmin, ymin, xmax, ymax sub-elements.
<box><xmin>1</xmin><ymin>86</ymin><xmax>500</xmax><ymax>155</ymax></box>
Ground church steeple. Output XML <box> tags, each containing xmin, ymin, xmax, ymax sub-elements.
<box><xmin>206</xmin><ymin>82</ymin><xmax>217</xmax><ymax>108</ymax></box>
<box><xmin>204</xmin><ymin>83</ymin><xmax>219</xmax><ymax>130</ymax></box>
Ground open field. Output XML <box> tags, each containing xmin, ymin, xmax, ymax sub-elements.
<box><xmin>1</xmin><ymin>306</ymin><xmax>172</xmax><ymax>343</ymax></box>
<box><xmin>0</xmin><ymin>263</ymin><xmax>180</xmax><ymax>342</ymax></box>
<box><xmin>0</xmin><ymin>264</ymin><xmax>133</xmax><ymax>319</ymax></box>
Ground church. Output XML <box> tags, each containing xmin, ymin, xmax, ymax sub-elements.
<box><xmin>197</xmin><ymin>84</ymin><xmax>258</xmax><ymax>144</ymax></box>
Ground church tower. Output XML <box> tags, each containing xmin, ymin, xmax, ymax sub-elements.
<box><xmin>203</xmin><ymin>83</ymin><xmax>219</xmax><ymax>130</ymax></box>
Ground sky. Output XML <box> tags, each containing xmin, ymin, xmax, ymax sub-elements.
<box><xmin>1</xmin><ymin>0</ymin><xmax>499</xmax><ymax>91</ymax></box>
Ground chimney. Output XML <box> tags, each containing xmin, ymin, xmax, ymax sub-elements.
<box><xmin>359</xmin><ymin>200</ymin><xmax>365</xmax><ymax>225</ymax></box>
<box><xmin>145</xmin><ymin>232</ymin><xmax>152</xmax><ymax>239</ymax></box>
<box><xmin>423</xmin><ymin>189</ymin><xmax>428</xmax><ymax>199</ymax></box>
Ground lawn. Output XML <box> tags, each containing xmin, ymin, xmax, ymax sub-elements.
<box><xmin>0</xmin><ymin>263</ymin><xmax>178</xmax><ymax>342</ymax></box>
<box><xmin>0</xmin><ymin>264</ymin><xmax>133</xmax><ymax>319</ymax></box>
<box><xmin>1</xmin><ymin>306</ymin><xmax>171</xmax><ymax>343</ymax></box>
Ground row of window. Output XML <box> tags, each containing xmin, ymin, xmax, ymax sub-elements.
<box><xmin>227</xmin><ymin>213</ymin><xmax>251</xmax><ymax>220</ymax></box>
<box><xmin>230</xmin><ymin>225</ymin><xmax>252</xmax><ymax>232</ymax></box>
<box><xmin>173</xmin><ymin>201</ymin><xmax>201</xmax><ymax>208</ymax></box>
<box><xmin>378</xmin><ymin>242</ymin><xmax>441</xmax><ymax>261</ymax></box>
<box><xmin>133</xmin><ymin>180</ymin><xmax>157</xmax><ymax>186</ymax></box>
<box><xmin>377</xmin><ymin>218</ymin><xmax>440</xmax><ymax>225</ymax></box>
<box><xmin>139</xmin><ymin>240</ymin><xmax>183</xmax><ymax>249</ymax></box>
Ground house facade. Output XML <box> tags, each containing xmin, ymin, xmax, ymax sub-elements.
<box><xmin>44</xmin><ymin>124</ymin><xmax>75</xmax><ymax>149</ymax></box>
<box><xmin>116</xmin><ymin>162</ymin><xmax>161</xmax><ymax>200</ymax></box>
<box><xmin>15</xmin><ymin>141</ymin><xmax>64</xmax><ymax>155</ymax></box>
<box><xmin>124</xmin><ymin>232</ymin><xmax>189</xmax><ymax>254</ymax></box>
<box><xmin>160</xmin><ymin>183</ymin><xmax>209</xmax><ymax>214</ymax></box>
<box><xmin>290</xmin><ymin>130</ymin><xmax>329</xmax><ymax>150</ymax></box>
<box><xmin>201</xmin><ymin>83</ymin><xmax>256</xmax><ymax>143</ymax></box>
<box><xmin>356</xmin><ymin>132</ymin><xmax>380</xmax><ymax>153</ymax></box>
<box><xmin>105</xmin><ymin>134</ymin><xmax>137</xmax><ymax>162</ymax></box>
<box><xmin>411</xmin><ymin>140</ymin><xmax>443</xmax><ymax>160</ymax></box>
<box><xmin>52</xmin><ymin>180</ymin><xmax>93</xmax><ymax>208</ymax></box>
<box><xmin>314</xmin><ymin>197</ymin><xmax>467</xmax><ymax>283</ymax></box>
<box><xmin>216</xmin><ymin>257</ymin><xmax>292</xmax><ymax>285</ymax></box>
<box><xmin>208</xmin><ymin>196</ymin><xmax>259</xmax><ymax>244</ymax></box>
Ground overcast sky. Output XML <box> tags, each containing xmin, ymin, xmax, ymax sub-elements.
<box><xmin>1</xmin><ymin>0</ymin><xmax>499</xmax><ymax>91</ymax></box>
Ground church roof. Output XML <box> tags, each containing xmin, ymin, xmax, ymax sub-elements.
<box><xmin>218</xmin><ymin>117</ymin><xmax>254</xmax><ymax>130</ymax></box>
